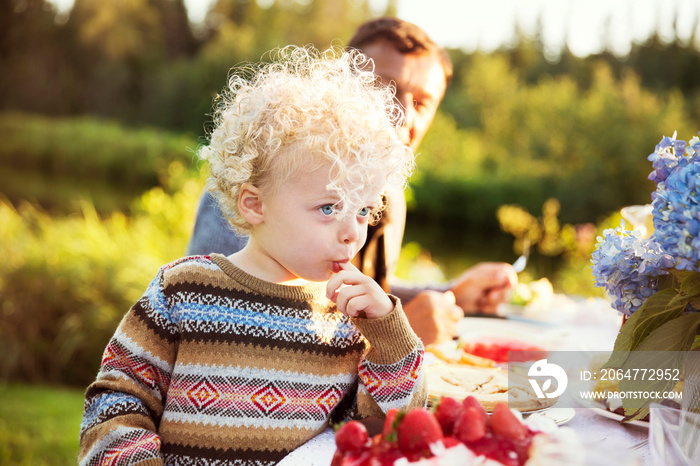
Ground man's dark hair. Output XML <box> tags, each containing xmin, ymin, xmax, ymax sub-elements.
<box><xmin>347</xmin><ymin>17</ymin><xmax>453</xmax><ymax>84</ymax></box>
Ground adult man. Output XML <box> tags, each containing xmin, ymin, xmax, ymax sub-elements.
<box><xmin>186</xmin><ymin>17</ymin><xmax>517</xmax><ymax>344</ymax></box>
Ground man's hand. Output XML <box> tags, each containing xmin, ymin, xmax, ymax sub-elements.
<box><xmin>402</xmin><ymin>290</ymin><xmax>463</xmax><ymax>345</ymax></box>
<box><xmin>450</xmin><ymin>262</ymin><xmax>518</xmax><ymax>314</ymax></box>
<box><xmin>327</xmin><ymin>261</ymin><xmax>393</xmax><ymax>319</ymax></box>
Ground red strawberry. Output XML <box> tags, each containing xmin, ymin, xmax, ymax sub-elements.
<box><xmin>382</xmin><ymin>408</ymin><xmax>400</xmax><ymax>439</ymax></box>
<box><xmin>441</xmin><ymin>436</ymin><xmax>461</xmax><ymax>449</ymax></box>
<box><xmin>453</xmin><ymin>406</ymin><xmax>486</xmax><ymax>443</ymax></box>
<box><xmin>433</xmin><ymin>396</ymin><xmax>462</xmax><ymax>436</ymax></box>
<box><xmin>462</xmin><ymin>396</ymin><xmax>488</xmax><ymax>424</ymax></box>
<box><xmin>396</xmin><ymin>408</ymin><xmax>444</xmax><ymax>454</ymax></box>
<box><xmin>330</xmin><ymin>449</ymin><xmax>343</xmax><ymax>466</ymax></box>
<box><xmin>489</xmin><ymin>403</ymin><xmax>527</xmax><ymax>441</ymax></box>
<box><xmin>335</xmin><ymin>420</ymin><xmax>369</xmax><ymax>453</ymax></box>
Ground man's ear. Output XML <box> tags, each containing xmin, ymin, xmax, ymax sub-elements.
<box><xmin>238</xmin><ymin>183</ymin><xmax>264</xmax><ymax>225</ymax></box>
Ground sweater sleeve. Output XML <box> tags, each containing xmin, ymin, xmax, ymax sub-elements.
<box><xmin>350</xmin><ymin>296</ymin><xmax>427</xmax><ymax>418</ymax></box>
<box><xmin>78</xmin><ymin>267</ymin><xmax>178</xmax><ymax>466</ymax></box>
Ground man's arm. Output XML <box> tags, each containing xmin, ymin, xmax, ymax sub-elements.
<box><xmin>186</xmin><ymin>190</ymin><xmax>248</xmax><ymax>256</ymax></box>
<box><xmin>380</xmin><ymin>188</ymin><xmax>517</xmax><ymax>345</ymax></box>
<box><xmin>449</xmin><ymin>262</ymin><xmax>518</xmax><ymax>314</ymax></box>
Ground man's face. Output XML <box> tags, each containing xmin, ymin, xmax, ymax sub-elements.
<box><xmin>362</xmin><ymin>39</ymin><xmax>447</xmax><ymax>152</ymax></box>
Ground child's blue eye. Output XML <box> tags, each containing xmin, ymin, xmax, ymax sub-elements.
<box><xmin>320</xmin><ymin>204</ymin><xmax>335</xmax><ymax>215</ymax></box>
<box><xmin>358</xmin><ymin>207</ymin><xmax>370</xmax><ymax>217</ymax></box>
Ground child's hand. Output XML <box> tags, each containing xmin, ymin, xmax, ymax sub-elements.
<box><xmin>326</xmin><ymin>261</ymin><xmax>393</xmax><ymax>319</ymax></box>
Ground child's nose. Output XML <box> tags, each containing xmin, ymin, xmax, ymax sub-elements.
<box><xmin>340</xmin><ymin>217</ymin><xmax>361</xmax><ymax>244</ymax></box>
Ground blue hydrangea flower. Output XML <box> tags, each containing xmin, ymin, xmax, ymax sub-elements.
<box><xmin>591</xmin><ymin>224</ymin><xmax>674</xmax><ymax>316</ymax></box>
<box><xmin>650</xmin><ymin>139</ymin><xmax>700</xmax><ymax>272</ymax></box>
<box><xmin>592</xmin><ymin>133</ymin><xmax>700</xmax><ymax>315</ymax></box>
<box><xmin>648</xmin><ymin>133</ymin><xmax>687</xmax><ymax>184</ymax></box>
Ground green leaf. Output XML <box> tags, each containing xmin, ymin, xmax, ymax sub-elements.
<box><xmin>621</xmin><ymin>379</ymin><xmax>677</xmax><ymax>423</ymax></box>
<box><xmin>657</xmin><ymin>273</ymin><xmax>678</xmax><ymax>292</ymax></box>
<box><xmin>666</xmin><ymin>271</ymin><xmax>700</xmax><ymax>310</ymax></box>
<box><xmin>669</xmin><ymin>269</ymin><xmax>692</xmax><ymax>283</ymax></box>
<box><xmin>692</xmin><ymin>335</ymin><xmax>700</xmax><ymax>351</ymax></box>
<box><xmin>635</xmin><ymin>312</ymin><xmax>700</xmax><ymax>352</ymax></box>
<box><xmin>619</xmin><ymin>352</ymin><xmax>682</xmax><ymax>422</ymax></box>
<box><xmin>619</xmin><ymin>312</ymin><xmax>700</xmax><ymax>422</ymax></box>
<box><xmin>679</xmin><ymin>272</ymin><xmax>700</xmax><ymax>297</ymax></box>
<box><xmin>606</xmin><ymin>289</ymin><xmax>682</xmax><ymax>368</ymax></box>
<box><xmin>429</xmin><ymin>397</ymin><xmax>440</xmax><ymax>413</ymax></box>
<box><xmin>332</xmin><ymin>421</ymin><xmax>345</xmax><ymax>433</ymax></box>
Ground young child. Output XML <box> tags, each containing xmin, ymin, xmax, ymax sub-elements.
<box><xmin>79</xmin><ymin>46</ymin><xmax>425</xmax><ymax>465</ymax></box>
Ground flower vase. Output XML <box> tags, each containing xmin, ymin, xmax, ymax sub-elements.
<box><xmin>676</xmin><ymin>354</ymin><xmax>700</xmax><ymax>462</ymax></box>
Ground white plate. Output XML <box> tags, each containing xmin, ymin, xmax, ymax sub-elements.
<box><xmin>456</xmin><ymin>317</ymin><xmax>572</xmax><ymax>350</ymax></box>
<box><xmin>457</xmin><ymin>316</ymin><xmax>543</xmax><ymax>337</ymax></box>
<box><xmin>497</xmin><ymin>293</ymin><xmax>583</xmax><ymax>323</ymax></box>
<box><xmin>526</xmin><ymin>407</ymin><xmax>576</xmax><ymax>426</ymax></box>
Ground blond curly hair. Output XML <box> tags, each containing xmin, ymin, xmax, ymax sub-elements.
<box><xmin>200</xmin><ymin>45</ymin><xmax>414</xmax><ymax>235</ymax></box>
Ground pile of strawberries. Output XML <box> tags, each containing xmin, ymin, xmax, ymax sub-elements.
<box><xmin>460</xmin><ymin>336</ymin><xmax>547</xmax><ymax>364</ymax></box>
<box><xmin>332</xmin><ymin>396</ymin><xmax>537</xmax><ymax>466</ymax></box>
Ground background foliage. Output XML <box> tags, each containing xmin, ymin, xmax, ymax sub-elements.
<box><xmin>0</xmin><ymin>150</ymin><xmax>201</xmax><ymax>386</ymax></box>
<box><xmin>1</xmin><ymin>0</ymin><xmax>700</xmax><ymax>388</ymax></box>
<box><xmin>0</xmin><ymin>384</ymin><xmax>84</xmax><ymax>465</ymax></box>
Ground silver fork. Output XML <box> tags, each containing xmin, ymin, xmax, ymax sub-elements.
<box><xmin>512</xmin><ymin>238</ymin><xmax>530</xmax><ymax>273</ymax></box>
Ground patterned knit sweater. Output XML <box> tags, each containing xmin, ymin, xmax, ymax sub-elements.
<box><xmin>79</xmin><ymin>254</ymin><xmax>426</xmax><ymax>465</ymax></box>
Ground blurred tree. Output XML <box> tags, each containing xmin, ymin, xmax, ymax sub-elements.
<box><xmin>299</xmin><ymin>0</ymin><xmax>372</xmax><ymax>48</ymax></box>
<box><xmin>66</xmin><ymin>0</ymin><xmax>199</xmax><ymax>123</ymax></box>
<box><xmin>199</xmin><ymin>0</ymin><xmax>267</xmax><ymax>64</ymax></box>
<box><xmin>0</xmin><ymin>0</ymin><xmax>73</xmax><ymax>114</ymax></box>
<box><xmin>68</xmin><ymin>0</ymin><xmax>196</xmax><ymax>61</ymax></box>
<box><xmin>156</xmin><ymin>0</ymin><xmax>199</xmax><ymax>59</ymax></box>
<box><xmin>412</xmin><ymin>51</ymin><xmax>692</xmax><ymax>231</ymax></box>
<box><xmin>625</xmin><ymin>32</ymin><xmax>700</xmax><ymax>127</ymax></box>
<box><xmin>201</xmin><ymin>0</ymin><xmax>372</xmax><ymax>62</ymax></box>
<box><xmin>0</xmin><ymin>0</ymin><xmax>13</xmax><ymax>59</ymax></box>
<box><xmin>71</xmin><ymin>0</ymin><xmax>164</xmax><ymax>61</ymax></box>
<box><xmin>172</xmin><ymin>0</ymin><xmax>376</xmax><ymax>136</ymax></box>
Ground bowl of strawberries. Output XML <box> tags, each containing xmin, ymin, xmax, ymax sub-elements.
<box><xmin>331</xmin><ymin>396</ymin><xmax>581</xmax><ymax>466</ymax></box>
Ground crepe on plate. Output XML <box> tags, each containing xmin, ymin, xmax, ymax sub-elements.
<box><xmin>426</xmin><ymin>363</ymin><xmax>558</xmax><ymax>413</ymax></box>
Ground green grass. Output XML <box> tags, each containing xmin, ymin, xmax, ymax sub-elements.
<box><xmin>0</xmin><ymin>383</ymin><xmax>85</xmax><ymax>465</ymax></box>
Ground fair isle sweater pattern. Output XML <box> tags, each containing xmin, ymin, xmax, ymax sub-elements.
<box><xmin>79</xmin><ymin>254</ymin><xmax>426</xmax><ymax>466</ymax></box>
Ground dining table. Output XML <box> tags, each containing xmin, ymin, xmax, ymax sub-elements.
<box><xmin>277</xmin><ymin>295</ymin><xmax>655</xmax><ymax>465</ymax></box>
